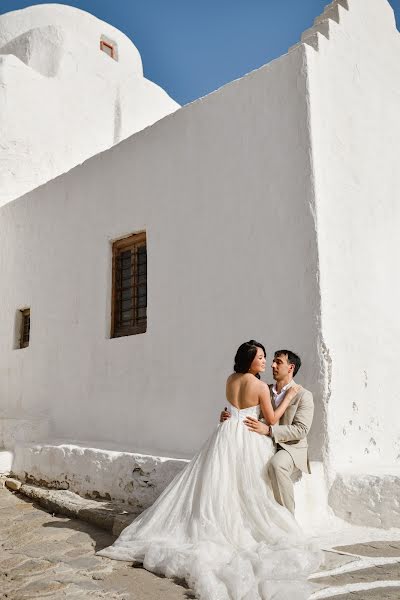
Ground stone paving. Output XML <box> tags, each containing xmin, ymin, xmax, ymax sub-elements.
<box><xmin>328</xmin><ymin>590</ymin><xmax>400</xmax><ymax>599</ymax></box>
<box><xmin>0</xmin><ymin>478</ymin><xmax>191</xmax><ymax>600</ymax></box>
<box><xmin>1</xmin><ymin>476</ymin><xmax>400</xmax><ymax>599</ymax></box>
<box><xmin>310</xmin><ymin>542</ymin><xmax>400</xmax><ymax>599</ymax></box>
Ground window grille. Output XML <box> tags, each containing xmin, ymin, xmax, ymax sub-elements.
<box><xmin>111</xmin><ymin>232</ymin><xmax>147</xmax><ymax>337</ymax></box>
<box><xmin>20</xmin><ymin>308</ymin><xmax>30</xmax><ymax>348</ymax></box>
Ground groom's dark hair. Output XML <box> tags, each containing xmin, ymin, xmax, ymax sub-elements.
<box><xmin>234</xmin><ymin>340</ymin><xmax>266</xmax><ymax>379</ymax></box>
<box><xmin>274</xmin><ymin>350</ymin><xmax>301</xmax><ymax>376</ymax></box>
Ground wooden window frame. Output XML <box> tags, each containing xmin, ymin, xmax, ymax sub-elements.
<box><xmin>111</xmin><ymin>232</ymin><xmax>147</xmax><ymax>338</ymax></box>
<box><xmin>20</xmin><ymin>308</ymin><xmax>30</xmax><ymax>349</ymax></box>
<box><xmin>100</xmin><ymin>40</ymin><xmax>115</xmax><ymax>59</ymax></box>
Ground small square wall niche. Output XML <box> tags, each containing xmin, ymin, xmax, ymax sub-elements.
<box><xmin>100</xmin><ymin>38</ymin><xmax>118</xmax><ymax>61</ymax></box>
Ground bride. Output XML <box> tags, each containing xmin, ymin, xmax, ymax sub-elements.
<box><xmin>98</xmin><ymin>340</ymin><xmax>320</xmax><ymax>599</ymax></box>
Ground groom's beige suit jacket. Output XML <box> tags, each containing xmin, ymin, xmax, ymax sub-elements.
<box><xmin>269</xmin><ymin>381</ymin><xmax>314</xmax><ymax>474</ymax></box>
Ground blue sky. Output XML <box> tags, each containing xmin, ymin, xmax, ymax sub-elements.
<box><xmin>0</xmin><ymin>0</ymin><xmax>399</xmax><ymax>105</ymax></box>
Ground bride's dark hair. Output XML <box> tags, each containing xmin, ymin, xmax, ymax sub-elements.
<box><xmin>234</xmin><ymin>340</ymin><xmax>266</xmax><ymax>379</ymax></box>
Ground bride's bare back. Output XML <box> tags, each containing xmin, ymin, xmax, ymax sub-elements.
<box><xmin>226</xmin><ymin>373</ymin><xmax>265</xmax><ymax>410</ymax></box>
<box><xmin>226</xmin><ymin>372</ymin><xmax>299</xmax><ymax>426</ymax></box>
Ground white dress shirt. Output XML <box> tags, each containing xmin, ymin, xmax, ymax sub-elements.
<box><xmin>272</xmin><ymin>380</ymin><xmax>295</xmax><ymax>407</ymax></box>
<box><xmin>270</xmin><ymin>380</ymin><xmax>295</xmax><ymax>440</ymax></box>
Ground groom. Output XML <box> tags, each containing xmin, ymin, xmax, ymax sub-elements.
<box><xmin>221</xmin><ymin>350</ymin><xmax>314</xmax><ymax>515</ymax></box>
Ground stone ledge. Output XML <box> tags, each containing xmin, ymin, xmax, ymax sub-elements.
<box><xmin>12</xmin><ymin>442</ymin><xmax>331</xmax><ymax>531</ymax></box>
<box><xmin>6</xmin><ymin>478</ymin><xmax>137</xmax><ymax>536</ymax></box>
<box><xmin>12</xmin><ymin>441</ymin><xmax>188</xmax><ymax>512</ymax></box>
<box><xmin>13</xmin><ymin>442</ymin><xmax>400</xmax><ymax>531</ymax></box>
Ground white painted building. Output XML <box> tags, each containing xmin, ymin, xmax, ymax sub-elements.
<box><xmin>1</xmin><ymin>0</ymin><xmax>399</xmax><ymax>530</ymax></box>
<box><xmin>0</xmin><ymin>4</ymin><xmax>179</xmax><ymax>207</ymax></box>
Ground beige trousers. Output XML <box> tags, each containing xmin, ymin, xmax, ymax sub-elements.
<box><xmin>267</xmin><ymin>448</ymin><xmax>301</xmax><ymax>515</ymax></box>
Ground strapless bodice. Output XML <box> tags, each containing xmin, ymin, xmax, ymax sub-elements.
<box><xmin>226</xmin><ymin>402</ymin><xmax>261</xmax><ymax>422</ymax></box>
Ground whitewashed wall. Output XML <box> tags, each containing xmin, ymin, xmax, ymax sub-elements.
<box><xmin>2</xmin><ymin>0</ymin><xmax>399</xmax><ymax>529</ymax></box>
<box><xmin>0</xmin><ymin>45</ymin><xmax>324</xmax><ymax>460</ymax></box>
<box><xmin>0</xmin><ymin>4</ymin><xmax>179</xmax><ymax>207</ymax></box>
<box><xmin>306</xmin><ymin>0</ymin><xmax>400</xmax><ymax>476</ymax></box>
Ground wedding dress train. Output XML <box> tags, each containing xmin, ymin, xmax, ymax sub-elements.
<box><xmin>98</xmin><ymin>404</ymin><xmax>320</xmax><ymax>599</ymax></box>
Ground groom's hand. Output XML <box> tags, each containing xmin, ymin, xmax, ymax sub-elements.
<box><xmin>244</xmin><ymin>417</ymin><xmax>270</xmax><ymax>435</ymax></box>
<box><xmin>220</xmin><ymin>408</ymin><xmax>231</xmax><ymax>423</ymax></box>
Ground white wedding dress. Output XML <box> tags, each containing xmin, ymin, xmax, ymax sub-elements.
<box><xmin>98</xmin><ymin>404</ymin><xmax>320</xmax><ymax>599</ymax></box>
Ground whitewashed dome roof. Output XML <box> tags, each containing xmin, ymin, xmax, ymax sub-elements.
<box><xmin>0</xmin><ymin>3</ymin><xmax>143</xmax><ymax>77</ymax></box>
<box><xmin>0</xmin><ymin>3</ymin><xmax>179</xmax><ymax>207</ymax></box>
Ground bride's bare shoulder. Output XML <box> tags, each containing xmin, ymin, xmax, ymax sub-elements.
<box><xmin>226</xmin><ymin>372</ymin><xmax>237</xmax><ymax>384</ymax></box>
<box><xmin>258</xmin><ymin>380</ymin><xmax>271</xmax><ymax>394</ymax></box>
<box><xmin>244</xmin><ymin>374</ymin><xmax>268</xmax><ymax>391</ymax></box>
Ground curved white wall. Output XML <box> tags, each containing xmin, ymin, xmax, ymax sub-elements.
<box><xmin>0</xmin><ymin>4</ymin><xmax>179</xmax><ymax>207</ymax></box>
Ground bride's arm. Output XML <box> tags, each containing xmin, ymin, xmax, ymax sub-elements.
<box><xmin>259</xmin><ymin>383</ymin><xmax>292</xmax><ymax>426</ymax></box>
<box><xmin>245</xmin><ymin>383</ymin><xmax>300</xmax><ymax>435</ymax></box>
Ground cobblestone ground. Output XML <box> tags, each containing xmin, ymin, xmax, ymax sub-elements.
<box><xmin>1</xmin><ymin>478</ymin><xmax>400</xmax><ymax>600</ymax></box>
<box><xmin>310</xmin><ymin>542</ymin><xmax>400</xmax><ymax>599</ymax></box>
<box><xmin>0</xmin><ymin>480</ymin><xmax>191</xmax><ymax>600</ymax></box>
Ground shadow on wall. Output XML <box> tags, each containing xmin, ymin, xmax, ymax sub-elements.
<box><xmin>0</xmin><ymin>26</ymin><xmax>64</xmax><ymax>77</ymax></box>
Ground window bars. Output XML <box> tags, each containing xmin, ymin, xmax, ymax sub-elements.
<box><xmin>20</xmin><ymin>308</ymin><xmax>30</xmax><ymax>348</ymax></box>
<box><xmin>112</xmin><ymin>232</ymin><xmax>147</xmax><ymax>337</ymax></box>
